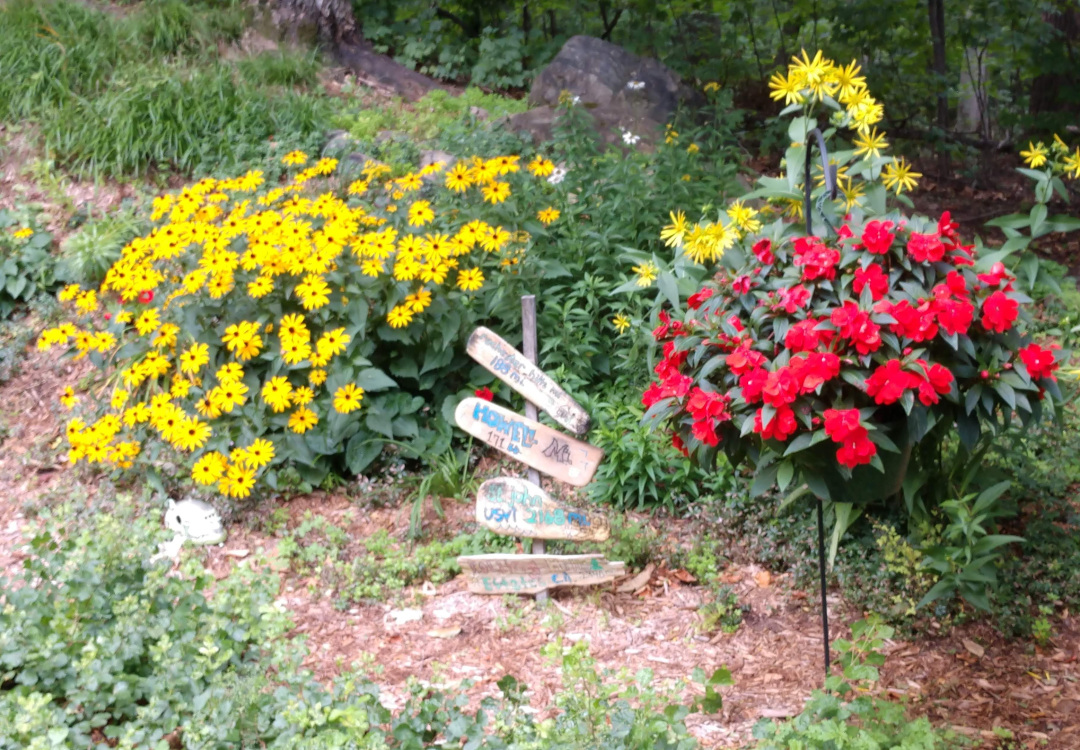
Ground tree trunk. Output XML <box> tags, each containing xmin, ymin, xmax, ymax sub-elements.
<box><xmin>254</xmin><ymin>0</ymin><xmax>448</xmax><ymax>99</ymax></box>
<box><xmin>927</xmin><ymin>0</ymin><xmax>950</xmax><ymax>175</ymax></box>
<box><xmin>1029</xmin><ymin>2</ymin><xmax>1080</xmax><ymax>123</ymax></box>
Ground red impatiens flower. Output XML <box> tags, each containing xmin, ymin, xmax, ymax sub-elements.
<box><xmin>475</xmin><ymin>387</ymin><xmax>494</xmax><ymax>401</ymax></box>
<box><xmin>762</xmin><ymin>367</ymin><xmax>802</xmax><ymax>407</ymax></box>
<box><xmin>1018</xmin><ymin>343</ymin><xmax>1059</xmax><ymax>380</ymax></box>
<box><xmin>790</xmin><ymin>352</ymin><xmax>841</xmax><ymax>392</ymax></box>
<box><xmin>778</xmin><ymin>284</ymin><xmax>811</xmax><ymax>313</ymax></box>
<box><xmin>933</xmin><ymin>295</ymin><xmax>974</xmax><ymax>336</ymax></box>
<box><xmin>726</xmin><ymin>344</ymin><xmax>767</xmax><ymax>376</ymax></box>
<box><xmin>906</xmin><ymin>232</ymin><xmax>946</xmax><ymax>263</ymax></box>
<box><xmin>836</xmin><ymin>433</ymin><xmax>877</xmax><ymax>468</ymax></box>
<box><xmin>672</xmin><ymin>433</ymin><xmax>690</xmax><ymax>457</ymax></box>
<box><xmin>861</xmin><ymin>220</ymin><xmax>895</xmax><ymax>254</ymax></box>
<box><xmin>823</xmin><ymin>408</ymin><xmax>863</xmax><ymax>442</ymax></box>
<box><xmin>752</xmin><ymin>238</ymin><xmax>775</xmax><ymax>265</ymax></box>
<box><xmin>981</xmin><ymin>291</ymin><xmax>1018</xmax><ymax>333</ymax></box>
<box><xmin>686</xmin><ymin>387</ymin><xmax>732</xmax><ymax>422</ymax></box>
<box><xmin>864</xmin><ymin>359</ymin><xmax>920</xmax><ymax>404</ymax></box>
<box><xmin>793</xmin><ymin>236</ymin><xmax>841</xmax><ymax>281</ymax></box>
<box><xmin>881</xmin><ymin>299</ymin><xmax>938</xmax><ymax>342</ymax></box>
<box><xmin>739</xmin><ymin>367</ymin><xmax>768</xmax><ymax>403</ymax></box>
<box><xmin>913</xmin><ymin>360</ymin><xmax>954</xmax><ymax>405</ymax></box>
<box><xmin>754</xmin><ymin>404</ymin><xmax>797</xmax><ymax>441</ymax></box>
<box><xmin>785</xmin><ymin>318</ymin><xmax>827</xmax><ymax>353</ymax></box>
<box><xmin>688</xmin><ymin>287</ymin><xmax>715</xmax><ymax>309</ymax></box>
<box><xmin>853</xmin><ymin>264</ymin><xmax>888</xmax><ymax>300</ymax></box>
<box><xmin>830</xmin><ymin>301</ymin><xmax>882</xmax><ymax>354</ymax></box>
<box><xmin>977</xmin><ymin>261</ymin><xmax>1013</xmax><ymax>290</ymax></box>
<box><xmin>138</xmin><ymin>290</ymin><xmax>155</xmax><ymax>304</ymax></box>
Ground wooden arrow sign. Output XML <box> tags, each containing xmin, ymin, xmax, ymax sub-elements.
<box><xmin>457</xmin><ymin>553</ymin><xmax>626</xmax><ymax>595</ymax></box>
<box><xmin>454</xmin><ymin>398</ymin><xmax>603</xmax><ymax>486</ymax></box>
<box><xmin>476</xmin><ymin>477</ymin><xmax>611</xmax><ymax>541</ymax></box>
<box><xmin>467</xmin><ymin>327</ymin><xmax>591</xmax><ymax>434</ymax></box>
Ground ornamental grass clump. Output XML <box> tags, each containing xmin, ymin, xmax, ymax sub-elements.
<box><xmin>39</xmin><ymin>151</ymin><xmax>563</xmax><ymax>497</ymax></box>
<box><xmin>637</xmin><ymin>51</ymin><xmax>1068</xmax><ymax>553</ymax></box>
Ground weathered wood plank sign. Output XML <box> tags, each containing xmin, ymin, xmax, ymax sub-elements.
<box><xmin>467</xmin><ymin>326</ymin><xmax>591</xmax><ymax>434</ymax></box>
<box><xmin>457</xmin><ymin>553</ymin><xmax>626</xmax><ymax>595</ymax></box>
<box><xmin>476</xmin><ymin>477</ymin><xmax>611</xmax><ymax>542</ymax></box>
<box><xmin>454</xmin><ymin>398</ymin><xmax>603</xmax><ymax>486</ymax></box>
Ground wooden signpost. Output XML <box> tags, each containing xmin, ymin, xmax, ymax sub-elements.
<box><xmin>467</xmin><ymin>326</ymin><xmax>592</xmax><ymax>434</ymax></box>
<box><xmin>457</xmin><ymin>553</ymin><xmax>625</xmax><ymax>595</ymax></box>
<box><xmin>454</xmin><ymin>296</ymin><xmax>621</xmax><ymax>598</ymax></box>
<box><xmin>454</xmin><ymin>397</ymin><xmax>603</xmax><ymax>487</ymax></box>
<box><xmin>476</xmin><ymin>477</ymin><xmax>611</xmax><ymax>542</ymax></box>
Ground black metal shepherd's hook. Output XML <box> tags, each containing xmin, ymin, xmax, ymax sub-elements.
<box><xmin>803</xmin><ymin>127</ymin><xmax>839</xmax><ymax>682</ymax></box>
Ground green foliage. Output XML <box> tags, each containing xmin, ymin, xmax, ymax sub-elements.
<box><xmin>752</xmin><ymin>617</ymin><xmax>969</xmax><ymax>749</ymax></box>
<box><xmin>0</xmin><ymin>0</ymin><xmax>330</xmax><ymax>178</ymax></box>
<box><xmin>917</xmin><ymin>480</ymin><xmax>1024</xmax><ymax>612</ymax></box>
<box><xmin>0</xmin><ymin>211</ymin><xmax>58</xmax><ymax>318</ymax></box>
<box><xmin>588</xmin><ymin>389</ymin><xmax>735</xmax><ymax>512</ymax></box>
<box><xmin>1</xmin><ymin>497</ymin><xmax>729</xmax><ymax>749</ymax></box>
<box><xmin>44</xmin><ymin>61</ymin><xmax>330</xmax><ymax>178</ymax></box>
<box><xmin>278</xmin><ymin>512</ymin><xmax>515</xmax><ymax>604</ymax></box>
<box><xmin>57</xmin><ymin>207</ymin><xmax>146</xmax><ymax>287</ymax></box>
<box><xmin>407</xmin><ymin>439</ymin><xmax>478</xmax><ymax>537</ymax></box>
<box><xmin>338</xmin><ymin>86</ymin><xmax>528</xmax><ymax>145</ymax></box>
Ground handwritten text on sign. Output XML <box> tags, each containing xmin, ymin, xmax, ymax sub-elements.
<box><xmin>457</xmin><ymin>553</ymin><xmax>626</xmax><ymax>595</ymax></box>
<box><xmin>454</xmin><ymin>398</ymin><xmax>603</xmax><ymax>486</ymax></box>
<box><xmin>467</xmin><ymin>327</ymin><xmax>591</xmax><ymax>434</ymax></box>
<box><xmin>477</xmin><ymin>477</ymin><xmax>611</xmax><ymax>541</ymax></box>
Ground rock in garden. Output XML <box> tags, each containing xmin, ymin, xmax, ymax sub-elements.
<box><xmin>164</xmin><ymin>498</ymin><xmax>226</xmax><ymax>546</ymax></box>
<box><xmin>506</xmin><ymin>35</ymin><xmax>703</xmax><ymax>145</ymax></box>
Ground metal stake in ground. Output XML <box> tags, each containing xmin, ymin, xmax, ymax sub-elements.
<box><xmin>520</xmin><ymin>295</ymin><xmax>547</xmax><ymax>604</ymax></box>
<box><xmin>803</xmin><ymin>126</ymin><xmax>839</xmax><ymax>682</ymax></box>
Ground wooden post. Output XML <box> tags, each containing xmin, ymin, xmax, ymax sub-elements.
<box><xmin>521</xmin><ymin>295</ymin><xmax>547</xmax><ymax>603</ymax></box>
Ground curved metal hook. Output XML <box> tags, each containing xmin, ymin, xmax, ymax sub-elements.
<box><xmin>803</xmin><ymin>127</ymin><xmax>839</xmax><ymax>237</ymax></box>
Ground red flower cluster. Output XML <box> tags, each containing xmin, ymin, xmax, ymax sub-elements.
<box><xmin>642</xmin><ymin>208</ymin><xmax>1060</xmax><ymax>483</ymax></box>
<box><xmin>823</xmin><ymin>408</ymin><xmax>876</xmax><ymax>468</ymax></box>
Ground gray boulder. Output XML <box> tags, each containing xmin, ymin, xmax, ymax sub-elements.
<box><xmin>528</xmin><ymin>36</ymin><xmax>701</xmax><ymax>132</ymax></box>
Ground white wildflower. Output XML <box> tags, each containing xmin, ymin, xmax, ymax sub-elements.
<box><xmin>627</xmin><ymin>80</ymin><xmax>645</xmax><ymax>91</ymax></box>
<box><xmin>547</xmin><ymin>166</ymin><xmax>568</xmax><ymax>185</ymax></box>
<box><xmin>622</xmin><ymin>131</ymin><xmax>641</xmax><ymax>146</ymax></box>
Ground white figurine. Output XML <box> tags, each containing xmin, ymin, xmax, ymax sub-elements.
<box><xmin>165</xmin><ymin>498</ymin><xmax>226</xmax><ymax>546</ymax></box>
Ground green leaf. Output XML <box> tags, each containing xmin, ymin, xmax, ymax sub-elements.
<box><xmin>356</xmin><ymin>367</ymin><xmax>397</xmax><ymax>392</ymax></box>
<box><xmin>828</xmin><ymin>502</ymin><xmax>861</xmax><ymax>568</ymax></box>
<box><xmin>1030</xmin><ymin>203</ymin><xmax>1047</xmax><ymax>235</ymax></box>
<box><xmin>365</xmin><ymin>409</ymin><xmax>393</xmax><ymax>438</ymax></box>
<box><xmin>776</xmin><ymin>460</ymin><xmax>794</xmax><ymax>491</ymax></box>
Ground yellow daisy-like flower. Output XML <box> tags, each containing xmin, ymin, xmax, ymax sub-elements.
<box><xmin>261</xmin><ymin>376</ymin><xmax>294</xmax><ymax>413</ymax></box>
<box><xmin>315</xmin><ymin>328</ymin><xmax>350</xmax><ymax>359</ymax></box>
<box><xmin>613</xmin><ymin>314</ymin><xmax>631</xmax><ymax>334</ymax></box>
<box><xmin>293</xmin><ymin>386</ymin><xmax>315</xmax><ymax>406</ymax></box>
<box><xmin>659</xmin><ymin>210</ymin><xmax>688</xmax><ymax>247</ymax></box>
<box><xmin>282</xmin><ymin>150</ymin><xmax>308</xmax><ymax>166</ymax></box>
<box><xmin>853</xmin><ymin>127</ymin><xmax>888</xmax><ymax>160</ymax></box>
<box><xmin>135</xmin><ymin>308</ymin><xmax>161</xmax><ymax>336</ymax></box>
<box><xmin>837</xmin><ymin>175</ymin><xmax>865</xmax><ymax>211</ymax></box>
<box><xmin>537</xmin><ymin>207</ymin><xmax>560</xmax><ymax>225</ymax></box>
<box><xmin>179</xmin><ymin>343</ymin><xmax>209</xmax><ymax>375</ymax></box>
<box><xmin>1020</xmin><ymin>141</ymin><xmax>1049</xmax><ymax>169</ymax></box>
<box><xmin>192</xmin><ymin>452</ymin><xmax>227</xmax><ymax>485</ymax></box>
<box><xmin>333</xmin><ymin>383</ymin><xmax>364</xmax><ymax>414</ymax></box>
<box><xmin>768</xmin><ymin>70</ymin><xmax>804</xmax><ymax>106</ymax></box>
<box><xmin>243</xmin><ymin>438</ymin><xmax>275</xmax><ymax>469</ymax></box>
<box><xmin>12</xmin><ymin>227</ymin><xmax>33</xmax><ymax>240</ymax></box>
<box><xmin>527</xmin><ymin>156</ymin><xmax>555</xmax><ymax>177</ymax></box>
<box><xmin>60</xmin><ymin>386</ymin><xmax>78</xmax><ymax>409</ymax></box>
<box><xmin>248</xmin><ymin>275</ymin><xmax>274</xmax><ymax>298</ymax></box>
<box><xmin>221</xmin><ymin>463</ymin><xmax>256</xmax><ymax>498</ymax></box>
<box><xmin>288</xmin><ymin>407</ymin><xmax>318</xmax><ymax>433</ymax></box>
<box><xmin>456</xmin><ymin>267</ymin><xmax>484</xmax><ymax>292</ymax></box>
<box><xmin>703</xmin><ymin>81</ymin><xmax>720</xmax><ymax>93</ymax></box>
<box><xmin>278</xmin><ymin>313</ymin><xmax>310</xmax><ymax>343</ymax></box>
<box><xmin>445</xmin><ymin>163</ymin><xmax>472</xmax><ymax>192</ymax></box>
<box><xmin>481</xmin><ymin>181</ymin><xmax>511</xmax><ymax>204</ymax></box>
<box><xmin>726</xmin><ymin>201</ymin><xmax>762</xmax><ymax>234</ymax></box>
<box><xmin>1063</xmin><ymin>147</ymin><xmax>1080</xmax><ymax>180</ymax></box>
<box><xmin>405</xmin><ymin>289</ymin><xmax>432</xmax><ymax>312</ymax></box>
<box><xmin>833</xmin><ymin>59</ymin><xmax>866</xmax><ymax>103</ymax></box>
<box><xmin>408</xmin><ymin>200</ymin><xmax>435</xmax><ymax>227</ymax></box>
<box><xmin>881</xmin><ymin>156</ymin><xmax>922</xmax><ymax>195</ymax></box>
<box><xmin>173</xmin><ymin>417</ymin><xmax>212</xmax><ymax>452</ymax></box>
<box><xmin>632</xmin><ymin>261</ymin><xmax>659</xmax><ymax>288</ymax></box>
<box><xmin>217</xmin><ymin>362</ymin><xmax>244</xmax><ymax>383</ymax></box>
<box><xmin>387</xmin><ymin>304</ymin><xmax>414</xmax><ymax>328</ymax></box>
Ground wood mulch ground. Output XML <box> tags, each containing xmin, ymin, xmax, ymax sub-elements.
<box><xmin>2</xmin><ymin>347</ymin><xmax>1075</xmax><ymax>748</ymax></box>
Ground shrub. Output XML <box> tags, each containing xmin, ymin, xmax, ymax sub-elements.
<box><xmin>637</xmin><ymin>51</ymin><xmax>1067</xmax><ymax>597</ymax></box>
<box><xmin>40</xmin><ymin>151</ymin><xmax>568</xmax><ymax>498</ymax></box>
<box><xmin>0</xmin><ymin>211</ymin><xmax>58</xmax><ymax>318</ymax></box>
